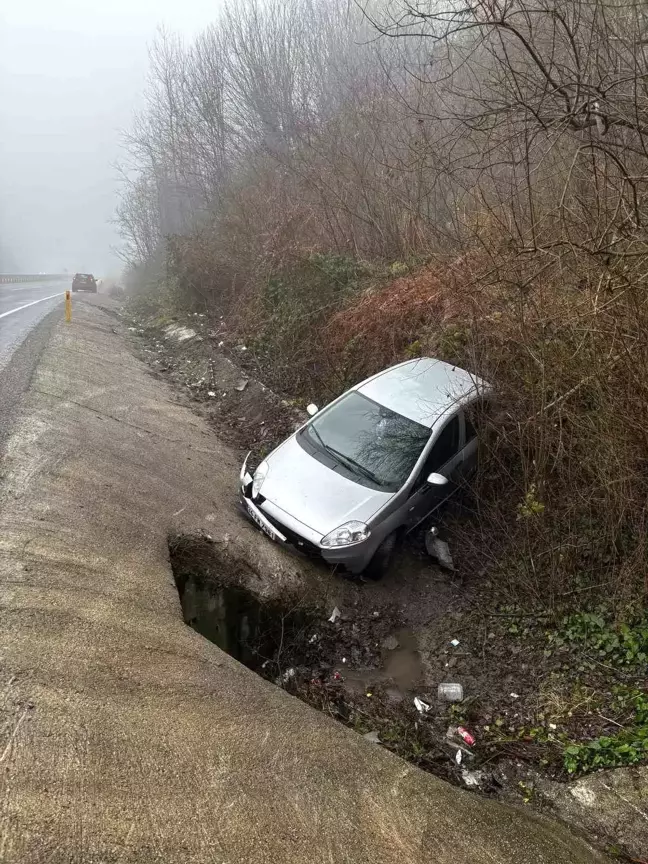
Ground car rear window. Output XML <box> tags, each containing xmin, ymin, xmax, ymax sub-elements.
<box><xmin>304</xmin><ymin>391</ymin><xmax>430</xmax><ymax>491</ymax></box>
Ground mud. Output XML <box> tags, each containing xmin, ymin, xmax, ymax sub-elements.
<box><xmin>169</xmin><ymin>535</ymin><xmax>490</xmax><ymax>787</ymax></box>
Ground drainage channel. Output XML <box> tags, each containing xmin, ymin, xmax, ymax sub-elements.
<box><xmin>170</xmin><ymin>536</ymin><xmax>464</xmax><ymax>783</ymax></box>
<box><xmin>175</xmin><ymin>559</ymin><xmax>313</xmax><ymax>680</ymax></box>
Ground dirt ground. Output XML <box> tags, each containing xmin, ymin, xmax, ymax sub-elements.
<box><xmin>122</xmin><ymin>302</ymin><xmax>648</xmax><ymax>857</ymax></box>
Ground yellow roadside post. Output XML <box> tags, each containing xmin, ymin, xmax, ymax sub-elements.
<box><xmin>65</xmin><ymin>290</ymin><xmax>72</xmax><ymax>323</ymax></box>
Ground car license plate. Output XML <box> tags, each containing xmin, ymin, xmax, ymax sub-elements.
<box><xmin>244</xmin><ymin>498</ymin><xmax>282</xmax><ymax>542</ymax></box>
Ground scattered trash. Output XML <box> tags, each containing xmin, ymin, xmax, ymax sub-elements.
<box><xmin>363</xmin><ymin>731</ymin><xmax>381</xmax><ymax>744</ymax></box>
<box><xmin>332</xmin><ymin>671</ymin><xmax>344</xmax><ymax>682</ymax></box>
<box><xmin>341</xmin><ymin>657</ymin><xmax>347</xmax><ymax>664</ymax></box>
<box><xmin>548</xmin><ymin>722</ymin><xmax>557</xmax><ymax>730</ymax></box>
<box><xmin>366</xmin><ymin>691</ymin><xmax>373</xmax><ymax>698</ymax></box>
<box><xmin>455</xmin><ymin>749</ymin><xmax>463</xmax><ymax>765</ymax></box>
<box><xmin>282</xmin><ymin>668</ymin><xmax>296</xmax><ymax>683</ymax></box>
<box><xmin>308</xmin><ymin>634</ymin><xmax>319</xmax><ymax>644</ymax></box>
<box><xmin>445</xmin><ymin>728</ymin><xmax>476</xmax><ymax>761</ymax></box>
<box><xmin>372</xmin><ymin>611</ymin><xmax>380</xmax><ymax>618</ymax></box>
<box><xmin>235</xmin><ymin>379</ymin><xmax>249</xmax><ymax>392</ymax></box>
<box><xmin>438</xmin><ymin>682</ymin><xmax>464</xmax><ymax>702</ymax></box>
<box><xmin>450</xmin><ymin>638</ymin><xmax>460</xmax><ymax>647</ymax></box>
<box><xmin>461</xmin><ymin>769</ymin><xmax>485</xmax><ymax>787</ymax></box>
<box><xmin>328</xmin><ymin>606</ymin><xmax>342</xmax><ymax>624</ymax></box>
<box><xmin>261</xmin><ymin>660</ymin><xmax>269</xmax><ymax>669</ymax></box>
<box><xmin>208</xmin><ymin>391</ymin><xmax>216</xmax><ymax>397</ymax></box>
<box><xmin>456</xmin><ymin>726</ymin><xmax>476</xmax><ymax>747</ymax></box>
<box><xmin>382</xmin><ymin>635</ymin><xmax>399</xmax><ymax>651</ymax></box>
<box><xmin>510</xmin><ymin>692</ymin><xmax>520</xmax><ymax>699</ymax></box>
<box><xmin>414</xmin><ymin>696</ymin><xmax>431</xmax><ymax>714</ymax></box>
<box><xmin>218</xmin><ymin>341</ymin><xmax>224</xmax><ymax>348</ymax></box>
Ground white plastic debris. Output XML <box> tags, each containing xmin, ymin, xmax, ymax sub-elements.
<box><xmin>208</xmin><ymin>391</ymin><xmax>216</xmax><ymax>397</ymax></box>
<box><xmin>461</xmin><ymin>769</ymin><xmax>485</xmax><ymax>787</ymax></box>
<box><xmin>455</xmin><ymin>749</ymin><xmax>463</xmax><ymax>765</ymax></box>
<box><xmin>438</xmin><ymin>683</ymin><xmax>464</xmax><ymax>702</ymax></box>
<box><xmin>235</xmin><ymin>379</ymin><xmax>249</xmax><ymax>392</ymax></box>
<box><xmin>308</xmin><ymin>634</ymin><xmax>319</xmax><ymax>644</ymax></box>
<box><xmin>450</xmin><ymin>639</ymin><xmax>460</xmax><ymax>647</ymax></box>
<box><xmin>328</xmin><ymin>606</ymin><xmax>342</xmax><ymax>624</ymax></box>
<box><xmin>510</xmin><ymin>692</ymin><xmax>520</xmax><ymax>699</ymax></box>
<box><xmin>164</xmin><ymin>324</ymin><xmax>196</xmax><ymax>342</ymax></box>
<box><xmin>363</xmin><ymin>731</ymin><xmax>381</xmax><ymax>744</ymax></box>
<box><xmin>282</xmin><ymin>668</ymin><xmax>296</xmax><ymax>683</ymax></box>
<box><xmin>218</xmin><ymin>341</ymin><xmax>224</xmax><ymax>348</ymax></box>
<box><xmin>414</xmin><ymin>697</ymin><xmax>431</xmax><ymax>714</ymax></box>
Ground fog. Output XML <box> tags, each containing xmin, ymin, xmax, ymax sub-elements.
<box><xmin>0</xmin><ymin>0</ymin><xmax>222</xmax><ymax>276</ymax></box>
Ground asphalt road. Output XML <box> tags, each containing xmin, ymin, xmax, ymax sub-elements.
<box><xmin>0</xmin><ymin>280</ymin><xmax>67</xmax><ymax>454</ymax></box>
<box><xmin>0</xmin><ymin>279</ymin><xmax>67</xmax><ymax>372</ymax></box>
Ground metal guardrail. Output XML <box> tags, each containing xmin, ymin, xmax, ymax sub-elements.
<box><xmin>0</xmin><ymin>274</ymin><xmax>69</xmax><ymax>285</ymax></box>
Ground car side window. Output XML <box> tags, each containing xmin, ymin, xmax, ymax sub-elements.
<box><xmin>416</xmin><ymin>416</ymin><xmax>460</xmax><ymax>487</ymax></box>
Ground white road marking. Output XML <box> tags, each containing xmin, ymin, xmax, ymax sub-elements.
<box><xmin>0</xmin><ymin>293</ymin><xmax>63</xmax><ymax>320</ymax></box>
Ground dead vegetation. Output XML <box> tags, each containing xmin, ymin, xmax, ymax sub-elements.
<box><xmin>118</xmin><ymin>0</ymin><xmax>648</xmax><ymax>607</ymax></box>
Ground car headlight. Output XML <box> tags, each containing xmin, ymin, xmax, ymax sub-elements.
<box><xmin>321</xmin><ymin>521</ymin><xmax>370</xmax><ymax>548</ymax></box>
<box><xmin>252</xmin><ymin>461</ymin><xmax>269</xmax><ymax>498</ymax></box>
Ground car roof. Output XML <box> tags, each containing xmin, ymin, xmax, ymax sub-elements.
<box><xmin>356</xmin><ymin>357</ymin><xmax>491</xmax><ymax>429</ymax></box>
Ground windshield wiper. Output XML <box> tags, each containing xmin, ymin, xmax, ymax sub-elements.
<box><xmin>308</xmin><ymin>423</ymin><xmax>328</xmax><ymax>452</ymax></box>
<box><xmin>323</xmin><ymin>445</ymin><xmax>382</xmax><ymax>486</ymax></box>
<box><xmin>307</xmin><ymin>425</ymin><xmax>383</xmax><ymax>486</ymax></box>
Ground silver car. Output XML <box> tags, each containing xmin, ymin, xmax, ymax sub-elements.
<box><xmin>240</xmin><ymin>357</ymin><xmax>491</xmax><ymax>578</ymax></box>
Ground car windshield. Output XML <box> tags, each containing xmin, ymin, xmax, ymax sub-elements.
<box><xmin>304</xmin><ymin>391</ymin><xmax>430</xmax><ymax>491</ymax></box>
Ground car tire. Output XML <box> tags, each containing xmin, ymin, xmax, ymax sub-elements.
<box><xmin>363</xmin><ymin>531</ymin><xmax>399</xmax><ymax>580</ymax></box>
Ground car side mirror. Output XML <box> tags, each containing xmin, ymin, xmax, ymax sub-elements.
<box><xmin>306</xmin><ymin>404</ymin><xmax>319</xmax><ymax>417</ymax></box>
<box><xmin>427</xmin><ymin>472</ymin><xmax>449</xmax><ymax>486</ymax></box>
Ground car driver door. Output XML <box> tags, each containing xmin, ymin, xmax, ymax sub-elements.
<box><xmin>405</xmin><ymin>415</ymin><xmax>462</xmax><ymax>529</ymax></box>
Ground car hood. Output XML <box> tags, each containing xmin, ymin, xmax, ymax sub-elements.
<box><xmin>260</xmin><ymin>435</ymin><xmax>393</xmax><ymax>537</ymax></box>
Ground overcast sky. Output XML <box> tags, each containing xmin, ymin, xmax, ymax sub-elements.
<box><xmin>0</xmin><ymin>0</ymin><xmax>222</xmax><ymax>275</ymax></box>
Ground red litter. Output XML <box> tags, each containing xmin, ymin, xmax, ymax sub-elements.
<box><xmin>456</xmin><ymin>726</ymin><xmax>476</xmax><ymax>747</ymax></box>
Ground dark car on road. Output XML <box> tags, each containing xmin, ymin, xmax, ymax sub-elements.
<box><xmin>72</xmin><ymin>273</ymin><xmax>97</xmax><ymax>293</ymax></box>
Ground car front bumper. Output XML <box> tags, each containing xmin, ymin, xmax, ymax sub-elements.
<box><xmin>239</xmin><ymin>455</ymin><xmax>376</xmax><ymax>573</ymax></box>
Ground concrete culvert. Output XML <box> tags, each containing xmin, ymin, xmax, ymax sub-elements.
<box><xmin>167</xmin><ymin>536</ymin><xmax>607</xmax><ymax>864</ymax></box>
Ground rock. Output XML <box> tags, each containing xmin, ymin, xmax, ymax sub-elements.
<box><xmin>552</xmin><ymin>766</ymin><xmax>648</xmax><ymax>860</ymax></box>
<box><xmin>497</xmin><ymin>759</ymin><xmax>648</xmax><ymax>861</ymax></box>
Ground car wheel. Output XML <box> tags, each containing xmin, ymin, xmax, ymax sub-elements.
<box><xmin>363</xmin><ymin>531</ymin><xmax>399</xmax><ymax>580</ymax></box>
